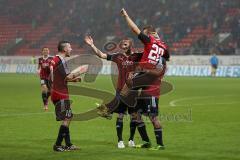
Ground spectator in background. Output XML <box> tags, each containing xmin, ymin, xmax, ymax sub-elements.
<box><xmin>210</xmin><ymin>53</ymin><xmax>219</xmax><ymax>77</ymax></box>
<box><xmin>1</xmin><ymin>0</ymin><xmax>239</xmax><ymax>55</ymax></box>
<box><xmin>31</xmin><ymin>55</ymin><xmax>37</xmax><ymax>64</ymax></box>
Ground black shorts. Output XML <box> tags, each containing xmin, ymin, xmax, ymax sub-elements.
<box><xmin>52</xmin><ymin>99</ymin><xmax>73</xmax><ymax>121</ymax></box>
<box><xmin>40</xmin><ymin>79</ymin><xmax>51</xmax><ymax>89</ymax></box>
<box><xmin>106</xmin><ymin>94</ymin><xmax>136</xmax><ymax>114</ymax></box>
<box><xmin>113</xmin><ymin>100</ymin><xmax>136</xmax><ymax>114</ymax></box>
<box><xmin>135</xmin><ymin>97</ymin><xmax>159</xmax><ymax>117</ymax></box>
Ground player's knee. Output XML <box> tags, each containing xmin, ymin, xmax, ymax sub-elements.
<box><xmin>130</xmin><ymin>112</ymin><xmax>138</xmax><ymax>119</ymax></box>
<box><xmin>136</xmin><ymin>113</ymin><xmax>142</xmax><ymax>122</ymax></box>
<box><xmin>154</xmin><ymin>122</ymin><xmax>161</xmax><ymax>128</ymax></box>
<box><xmin>153</xmin><ymin>121</ymin><xmax>161</xmax><ymax>128</ymax></box>
<box><xmin>136</xmin><ymin>115</ymin><xmax>143</xmax><ymax>124</ymax></box>
<box><xmin>41</xmin><ymin>85</ymin><xmax>48</xmax><ymax>92</ymax></box>
<box><xmin>130</xmin><ymin>116</ymin><xmax>137</xmax><ymax>123</ymax></box>
<box><xmin>150</xmin><ymin>116</ymin><xmax>161</xmax><ymax>128</ymax></box>
<box><xmin>118</xmin><ymin>113</ymin><xmax>124</xmax><ymax>119</ymax></box>
<box><xmin>62</xmin><ymin>118</ymin><xmax>71</xmax><ymax>127</ymax></box>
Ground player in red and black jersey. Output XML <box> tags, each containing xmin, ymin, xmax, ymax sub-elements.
<box><xmin>37</xmin><ymin>47</ymin><xmax>53</xmax><ymax>111</ymax></box>
<box><xmin>120</xmin><ymin>8</ymin><xmax>170</xmax><ymax>150</ymax></box>
<box><xmin>85</xmin><ymin>36</ymin><xmax>151</xmax><ymax>149</ymax></box>
<box><xmin>50</xmin><ymin>41</ymin><xmax>82</xmax><ymax>152</ymax></box>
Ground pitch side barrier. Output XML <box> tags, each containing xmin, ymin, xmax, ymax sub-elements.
<box><xmin>1</xmin><ymin>55</ymin><xmax>240</xmax><ymax>65</ymax></box>
<box><xmin>1</xmin><ymin>64</ymin><xmax>240</xmax><ymax>77</ymax></box>
<box><xmin>0</xmin><ymin>56</ymin><xmax>240</xmax><ymax>77</ymax></box>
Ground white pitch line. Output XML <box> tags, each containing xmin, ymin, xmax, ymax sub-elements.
<box><xmin>0</xmin><ymin>94</ymin><xmax>239</xmax><ymax>118</ymax></box>
<box><xmin>168</xmin><ymin>101</ymin><xmax>240</xmax><ymax>107</ymax></box>
<box><xmin>169</xmin><ymin>95</ymin><xmax>240</xmax><ymax>107</ymax></box>
<box><xmin>0</xmin><ymin>111</ymin><xmax>53</xmax><ymax>118</ymax></box>
<box><xmin>169</xmin><ymin>96</ymin><xmax>213</xmax><ymax>107</ymax></box>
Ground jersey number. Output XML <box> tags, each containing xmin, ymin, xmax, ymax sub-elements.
<box><xmin>148</xmin><ymin>44</ymin><xmax>164</xmax><ymax>62</ymax></box>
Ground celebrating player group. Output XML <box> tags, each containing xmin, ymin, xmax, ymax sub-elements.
<box><xmin>38</xmin><ymin>8</ymin><xmax>170</xmax><ymax>152</ymax></box>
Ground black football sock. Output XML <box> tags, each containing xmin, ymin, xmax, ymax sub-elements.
<box><xmin>63</xmin><ymin>126</ymin><xmax>72</xmax><ymax>147</ymax></box>
<box><xmin>154</xmin><ymin>128</ymin><xmax>164</xmax><ymax>146</ymax></box>
<box><xmin>42</xmin><ymin>92</ymin><xmax>48</xmax><ymax>105</ymax></box>
<box><xmin>55</xmin><ymin>125</ymin><xmax>65</xmax><ymax>146</ymax></box>
<box><xmin>129</xmin><ymin>119</ymin><xmax>137</xmax><ymax>141</ymax></box>
<box><xmin>137</xmin><ymin>121</ymin><xmax>150</xmax><ymax>142</ymax></box>
<box><xmin>106</xmin><ymin>98</ymin><xmax>119</xmax><ymax>113</ymax></box>
<box><xmin>116</xmin><ymin>118</ymin><xmax>123</xmax><ymax>142</ymax></box>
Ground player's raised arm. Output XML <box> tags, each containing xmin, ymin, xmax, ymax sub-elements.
<box><xmin>84</xmin><ymin>36</ymin><xmax>107</xmax><ymax>59</ymax></box>
<box><xmin>121</xmin><ymin>8</ymin><xmax>141</xmax><ymax>35</ymax></box>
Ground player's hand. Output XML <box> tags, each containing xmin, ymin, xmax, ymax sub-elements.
<box><xmin>120</xmin><ymin>8</ymin><xmax>128</xmax><ymax>17</ymax></box>
<box><xmin>84</xmin><ymin>36</ymin><xmax>94</xmax><ymax>46</ymax></box>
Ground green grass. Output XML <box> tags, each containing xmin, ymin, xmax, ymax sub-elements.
<box><xmin>0</xmin><ymin>73</ymin><xmax>240</xmax><ymax>160</ymax></box>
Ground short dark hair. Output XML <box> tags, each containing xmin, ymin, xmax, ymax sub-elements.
<box><xmin>58</xmin><ymin>40</ymin><xmax>70</xmax><ymax>52</ymax></box>
<box><xmin>142</xmin><ymin>25</ymin><xmax>156</xmax><ymax>33</ymax></box>
<box><xmin>42</xmin><ymin>46</ymin><xmax>49</xmax><ymax>51</ymax></box>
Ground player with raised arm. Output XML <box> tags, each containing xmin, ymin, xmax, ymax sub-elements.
<box><xmin>120</xmin><ymin>8</ymin><xmax>170</xmax><ymax>150</ymax></box>
<box><xmin>85</xmin><ymin>36</ymin><xmax>151</xmax><ymax>149</ymax></box>
<box><xmin>120</xmin><ymin>8</ymin><xmax>169</xmax><ymax>93</ymax></box>
<box><xmin>37</xmin><ymin>47</ymin><xmax>53</xmax><ymax>111</ymax></box>
<box><xmin>50</xmin><ymin>41</ymin><xmax>82</xmax><ymax>152</ymax></box>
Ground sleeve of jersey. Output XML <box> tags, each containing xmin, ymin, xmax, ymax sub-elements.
<box><xmin>107</xmin><ymin>53</ymin><xmax>118</xmax><ymax>62</ymax></box>
<box><xmin>50</xmin><ymin>58</ymin><xmax>57</xmax><ymax>69</ymax></box>
<box><xmin>138</xmin><ymin>32</ymin><xmax>151</xmax><ymax>44</ymax></box>
<box><xmin>106</xmin><ymin>54</ymin><xmax>113</xmax><ymax>61</ymax></box>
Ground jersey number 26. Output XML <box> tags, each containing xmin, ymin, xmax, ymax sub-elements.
<box><xmin>148</xmin><ymin>44</ymin><xmax>164</xmax><ymax>62</ymax></box>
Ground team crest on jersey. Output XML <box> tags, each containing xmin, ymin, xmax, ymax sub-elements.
<box><xmin>42</xmin><ymin>63</ymin><xmax>49</xmax><ymax>67</ymax></box>
<box><xmin>122</xmin><ymin>60</ymin><xmax>134</xmax><ymax>67</ymax></box>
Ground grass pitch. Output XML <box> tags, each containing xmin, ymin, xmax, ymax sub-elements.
<box><xmin>0</xmin><ymin>73</ymin><xmax>240</xmax><ymax>160</ymax></box>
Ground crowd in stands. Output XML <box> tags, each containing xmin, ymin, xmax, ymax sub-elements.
<box><xmin>0</xmin><ymin>0</ymin><xmax>239</xmax><ymax>55</ymax></box>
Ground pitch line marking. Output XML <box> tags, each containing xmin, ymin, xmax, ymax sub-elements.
<box><xmin>0</xmin><ymin>112</ymin><xmax>53</xmax><ymax>118</ymax></box>
<box><xmin>169</xmin><ymin>95</ymin><xmax>240</xmax><ymax>107</ymax></box>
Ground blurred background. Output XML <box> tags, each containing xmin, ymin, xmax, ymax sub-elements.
<box><xmin>1</xmin><ymin>2</ymin><xmax>240</xmax><ymax>160</ymax></box>
<box><xmin>0</xmin><ymin>0</ymin><xmax>239</xmax><ymax>56</ymax></box>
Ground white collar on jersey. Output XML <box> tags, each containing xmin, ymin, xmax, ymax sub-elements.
<box><xmin>42</xmin><ymin>55</ymin><xmax>49</xmax><ymax>60</ymax></box>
